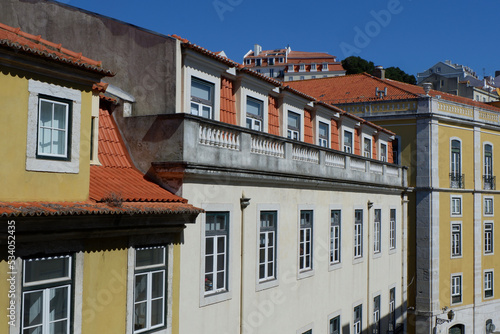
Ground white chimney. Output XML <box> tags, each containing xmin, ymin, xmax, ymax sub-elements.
<box><xmin>254</xmin><ymin>44</ymin><xmax>262</xmax><ymax>57</ymax></box>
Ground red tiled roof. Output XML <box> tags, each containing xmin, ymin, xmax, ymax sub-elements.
<box><xmin>0</xmin><ymin>22</ymin><xmax>114</xmax><ymax>76</ymax></box>
<box><xmin>287</xmin><ymin>73</ymin><xmax>500</xmax><ymax>112</ymax></box>
<box><xmin>288</xmin><ymin>50</ymin><xmax>336</xmax><ymax>60</ymax></box>
<box><xmin>0</xmin><ymin>201</ymin><xmax>202</xmax><ymax>217</ymax></box>
<box><xmin>89</xmin><ymin>106</ymin><xmax>188</xmax><ymax>203</ymax></box>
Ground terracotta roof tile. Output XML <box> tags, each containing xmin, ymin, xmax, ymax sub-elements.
<box><xmin>90</xmin><ymin>106</ymin><xmax>188</xmax><ymax>203</ymax></box>
<box><xmin>0</xmin><ymin>201</ymin><xmax>203</xmax><ymax>217</ymax></box>
<box><xmin>0</xmin><ymin>22</ymin><xmax>114</xmax><ymax>76</ymax></box>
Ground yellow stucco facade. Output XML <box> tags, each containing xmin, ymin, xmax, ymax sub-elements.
<box><xmin>0</xmin><ymin>69</ymin><xmax>95</xmax><ymax>202</ymax></box>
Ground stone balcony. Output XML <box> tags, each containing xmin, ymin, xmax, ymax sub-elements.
<box><xmin>148</xmin><ymin>114</ymin><xmax>406</xmax><ymax>192</ymax></box>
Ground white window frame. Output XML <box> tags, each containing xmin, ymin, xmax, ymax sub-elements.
<box><xmin>269</xmin><ymin>68</ymin><xmax>274</xmax><ymax>78</ymax></box>
<box><xmin>37</xmin><ymin>97</ymin><xmax>70</xmax><ymax>160</ymax></box>
<box><xmin>26</xmin><ymin>80</ymin><xmax>81</xmax><ymax>173</ymax></box>
<box><xmin>322</xmin><ymin>63</ymin><xmax>329</xmax><ymax>72</ymax></box>
<box><xmin>362</xmin><ymin>135</ymin><xmax>372</xmax><ymax>158</ymax></box>
<box><xmin>374</xmin><ymin>208</ymin><xmax>381</xmax><ymax>254</ymax></box>
<box><xmin>343</xmin><ymin>129</ymin><xmax>354</xmax><ymax>154</ymax></box>
<box><xmin>22</xmin><ymin>255</ymin><xmax>73</xmax><ymax>334</ymax></box>
<box><xmin>389</xmin><ymin>209</ymin><xmax>397</xmax><ymax>251</ymax></box>
<box><xmin>184</xmin><ymin>66</ymin><xmax>220</xmax><ymax>121</ymax></box>
<box><xmin>299</xmin><ymin>64</ymin><xmax>305</xmax><ymax>72</ymax></box>
<box><xmin>354</xmin><ymin>209</ymin><xmax>363</xmax><ymax>260</ymax></box>
<box><xmin>483</xmin><ymin>142</ymin><xmax>493</xmax><ymax>177</ymax></box>
<box><xmin>133</xmin><ymin>247</ymin><xmax>167</xmax><ymax>333</ymax></box>
<box><xmin>484</xmin><ymin>221</ymin><xmax>494</xmax><ymax>255</ymax></box>
<box><xmin>451</xmin><ymin>274</ymin><xmax>463</xmax><ymax>305</ymax></box>
<box><xmin>190</xmin><ymin>77</ymin><xmax>214</xmax><ymax>119</ymax></box>
<box><xmin>451</xmin><ymin>222</ymin><xmax>462</xmax><ymax>258</ymax></box>
<box><xmin>204</xmin><ymin>212</ymin><xmax>229</xmax><ymax>296</ymax></box>
<box><xmin>353</xmin><ymin>304</ymin><xmax>362</xmax><ymax>334</ymax></box>
<box><xmin>246</xmin><ymin>96</ymin><xmax>264</xmax><ymax>131</ymax></box>
<box><xmin>287</xmin><ymin>110</ymin><xmax>302</xmax><ymax>141</ymax></box>
<box><xmin>279</xmin><ymin>57</ymin><xmax>284</xmax><ymax>63</ymax></box>
<box><xmin>328</xmin><ymin>311</ymin><xmax>341</xmax><ymax>334</ymax></box>
<box><xmin>255</xmin><ymin>59</ymin><xmax>261</xmax><ymax>66</ymax></box>
<box><xmin>310</xmin><ymin>63</ymin><xmax>317</xmax><ymax>72</ymax></box>
<box><xmin>484</xmin><ymin>196</ymin><xmax>494</xmax><ymax>216</ymax></box>
<box><xmin>268</xmin><ymin>58</ymin><xmax>275</xmax><ymax>66</ymax></box>
<box><xmin>450</xmin><ymin>137</ymin><xmax>462</xmax><ymax>188</ymax></box>
<box><xmin>298</xmin><ymin>205</ymin><xmax>315</xmax><ymax>279</ymax></box>
<box><xmin>373</xmin><ymin>295</ymin><xmax>381</xmax><ymax>334</ymax></box>
<box><xmin>379</xmin><ymin>141</ymin><xmax>387</xmax><ymax>162</ymax></box>
<box><xmin>245</xmin><ymin>59</ymin><xmax>251</xmax><ymax>65</ymax></box>
<box><xmin>450</xmin><ymin>195</ymin><xmax>462</xmax><ymax>217</ymax></box>
<box><xmin>484</xmin><ymin>270</ymin><xmax>494</xmax><ymax>299</ymax></box>
<box><xmin>258</xmin><ymin>211</ymin><xmax>277</xmax><ymax>282</ymax></box>
<box><xmin>330</xmin><ymin>209</ymin><xmax>342</xmax><ymax>268</ymax></box>
<box><xmin>317</xmin><ymin>117</ymin><xmax>330</xmax><ymax>148</ymax></box>
<box><xmin>296</xmin><ymin>323</ymin><xmax>314</xmax><ymax>334</ymax></box>
<box><xmin>389</xmin><ymin>287</ymin><xmax>396</xmax><ymax>332</ymax></box>
<box><xmin>299</xmin><ymin>209</ymin><xmax>314</xmax><ymax>273</ymax></box>
<box><xmin>199</xmin><ymin>204</ymin><xmax>233</xmax><ymax>306</ymax></box>
<box><xmin>288</xmin><ymin>64</ymin><xmax>295</xmax><ymax>72</ymax></box>
<box><xmin>241</xmin><ymin>88</ymin><xmax>268</xmax><ymax>132</ymax></box>
<box><xmin>256</xmin><ymin>204</ymin><xmax>280</xmax><ymax>291</ymax></box>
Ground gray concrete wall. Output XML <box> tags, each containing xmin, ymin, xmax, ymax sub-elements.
<box><xmin>1</xmin><ymin>0</ymin><xmax>176</xmax><ymax>116</ymax></box>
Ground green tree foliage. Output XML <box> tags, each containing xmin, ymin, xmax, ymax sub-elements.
<box><xmin>341</xmin><ymin>56</ymin><xmax>375</xmax><ymax>75</ymax></box>
<box><xmin>385</xmin><ymin>66</ymin><xmax>416</xmax><ymax>85</ymax></box>
<box><xmin>341</xmin><ymin>56</ymin><xmax>416</xmax><ymax>85</ymax></box>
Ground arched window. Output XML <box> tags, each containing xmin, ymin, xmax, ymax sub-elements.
<box><xmin>484</xmin><ymin>144</ymin><xmax>494</xmax><ymax>189</ymax></box>
<box><xmin>448</xmin><ymin>324</ymin><xmax>464</xmax><ymax>334</ymax></box>
<box><xmin>450</xmin><ymin>139</ymin><xmax>463</xmax><ymax>188</ymax></box>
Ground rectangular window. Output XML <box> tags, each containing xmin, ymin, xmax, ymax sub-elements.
<box><xmin>279</xmin><ymin>57</ymin><xmax>284</xmax><ymax>63</ymax></box>
<box><xmin>374</xmin><ymin>209</ymin><xmax>381</xmax><ymax>253</ymax></box>
<box><xmin>344</xmin><ymin>130</ymin><xmax>353</xmax><ymax>153</ymax></box>
<box><xmin>380</xmin><ymin>143</ymin><xmax>387</xmax><ymax>162</ymax></box>
<box><xmin>256</xmin><ymin>59</ymin><xmax>261</xmax><ymax>66</ymax></box>
<box><xmin>299</xmin><ymin>210</ymin><xmax>313</xmax><ymax>272</ymax></box>
<box><xmin>287</xmin><ymin>111</ymin><xmax>301</xmax><ymax>140</ymax></box>
<box><xmin>319</xmin><ymin>122</ymin><xmax>329</xmax><ymax>148</ymax></box>
<box><xmin>268</xmin><ymin>58</ymin><xmax>275</xmax><ymax>65</ymax></box>
<box><xmin>259</xmin><ymin>211</ymin><xmax>277</xmax><ymax>282</ymax></box>
<box><xmin>363</xmin><ymin>137</ymin><xmax>372</xmax><ymax>158</ymax></box>
<box><xmin>311</xmin><ymin>63</ymin><xmax>316</xmax><ymax>72</ymax></box>
<box><xmin>22</xmin><ymin>256</ymin><xmax>72</xmax><ymax>334</ymax></box>
<box><xmin>134</xmin><ymin>247</ymin><xmax>166</xmax><ymax>333</ymax></box>
<box><xmin>191</xmin><ymin>78</ymin><xmax>214</xmax><ymax>119</ymax></box>
<box><xmin>484</xmin><ymin>144</ymin><xmax>494</xmax><ymax>190</ymax></box>
<box><xmin>322</xmin><ymin>63</ymin><xmax>329</xmax><ymax>71</ymax></box>
<box><xmin>330</xmin><ymin>210</ymin><xmax>341</xmax><ymax>264</ymax></box>
<box><xmin>245</xmin><ymin>59</ymin><xmax>251</xmax><ymax>65</ymax></box>
<box><xmin>299</xmin><ymin>64</ymin><xmax>305</xmax><ymax>72</ymax></box>
<box><xmin>390</xmin><ymin>209</ymin><xmax>396</xmax><ymax>250</ymax></box>
<box><xmin>37</xmin><ymin>97</ymin><xmax>71</xmax><ymax>160</ymax></box>
<box><xmin>204</xmin><ymin>212</ymin><xmax>229</xmax><ymax>295</ymax></box>
<box><xmin>451</xmin><ymin>197</ymin><xmax>462</xmax><ymax>216</ymax></box>
<box><xmin>269</xmin><ymin>69</ymin><xmax>274</xmax><ymax>77</ymax></box>
<box><xmin>329</xmin><ymin>315</ymin><xmax>340</xmax><ymax>334</ymax></box>
<box><xmin>246</xmin><ymin>97</ymin><xmax>263</xmax><ymax>131</ymax></box>
<box><xmin>451</xmin><ymin>223</ymin><xmax>462</xmax><ymax>257</ymax></box>
<box><xmin>484</xmin><ymin>198</ymin><xmax>494</xmax><ymax>215</ymax></box>
<box><xmin>450</xmin><ymin>139</ymin><xmax>463</xmax><ymax>188</ymax></box>
<box><xmin>485</xmin><ymin>223</ymin><xmax>493</xmax><ymax>254</ymax></box>
<box><xmin>353</xmin><ymin>304</ymin><xmax>362</xmax><ymax>334</ymax></box>
<box><xmin>300</xmin><ymin>76</ymin><xmax>305</xmax><ymax>80</ymax></box>
<box><xmin>389</xmin><ymin>288</ymin><xmax>396</xmax><ymax>331</ymax></box>
<box><xmin>451</xmin><ymin>275</ymin><xmax>462</xmax><ymax>304</ymax></box>
<box><xmin>288</xmin><ymin>64</ymin><xmax>294</xmax><ymax>72</ymax></box>
<box><xmin>354</xmin><ymin>209</ymin><xmax>363</xmax><ymax>258</ymax></box>
<box><xmin>302</xmin><ymin>330</ymin><xmax>312</xmax><ymax>334</ymax></box>
<box><xmin>373</xmin><ymin>296</ymin><xmax>380</xmax><ymax>334</ymax></box>
<box><xmin>485</xmin><ymin>271</ymin><xmax>494</xmax><ymax>298</ymax></box>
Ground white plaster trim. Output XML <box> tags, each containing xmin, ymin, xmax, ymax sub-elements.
<box><xmin>326</xmin><ymin>309</ymin><xmax>342</xmax><ymax>334</ymax></box>
<box><xmin>328</xmin><ymin>205</ymin><xmax>343</xmax><ymax>271</ymax></box>
<box><xmin>199</xmin><ymin>203</ymin><xmax>234</xmax><ymax>307</ymax></box>
<box><xmin>296</xmin><ymin>322</ymin><xmax>314</xmax><ymax>334</ymax></box>
<box><xmin>450</xmin><ymin>272</ymin><xmax>464</xmax><ymax>306</ymax></box>
<box><xmin>73</xmin><ymin>252</ymin><xmax>84</xmax><ymax>334</ymax></box>
<box><xmin>431</xmin><ymin>192</ymin><xmax>440</xmax><ymax>310</ymax></box>
<box><xmin>241</xmin><ymin>88</ymin><xmax>269</xmax><ymax>132</ymax></box>
<box><xmin>9</xmin><ymin>258</ymin><xmax>23</xmax><ymax>334</ymax></box>
<box><xmin>285</xmin><ymin>104</ymin><xmax>305</xmax><ymax>142</ymax></box>
<box><xmin>483</xmin><ymin>196</ymin><xmax>494</xmax><ymax>217</ymax></box>
<box><xmin>352</xmin><ymin>206</ymin><xmax>365</xmax><ymax>264</ymax></box>
<box><xmin>26</xmin><ymin>80</ymin><xmax>81</xmax><ymax>173</ymax></box>
<box><xmin>341</xmin><ymin>126</ymin><xmax>355</xmax><ymax>154</ymax></box>
<box><xmin>450</xmin><ymin>221</ymin><xmax>463</xmax><ymax>259</ymax></box>
<box><xmin>483</xmin><ymin>269</ymin><xmax>494</xmax><ymax>300</ymax></box>
<box><xmin>450</xmin><ymin>194</ymin><xmax>463</xmax><ymax>217</ymax></box>
<box><xmin>361</xmin><ymin>133</ymin><xmax>372</xmax><ymax>159</ymax></box>
<box><xmin>316</xmin><ymin>115</ymin><xmax>331</xmax><ymax>148</ymax></box>
<box><xmin>185</xmin><ymin>68</ymin><xmax>221</xmax><ymax>121</ymax></box>
<box><xmin>297</xmin><ymin>204</ymin><xmax>315</xmax><ymax>280</ymax></box>
<box><xmin>430</xmin><ymin>120</ymin><xmax>440</xmax><ymax>188</ymax></box>
<box><xmin>473</xmin><ymin>193</ymin><xmax>483</xmax><ymax>306</ymax></box>
<box><xmin>483</xmin><ymin>220</ymin><xmax>494</xmax><ymax>256</ymax></box>
<box><xmin>255</xmin><ymin>203</ymin><xmax>280</xmax><ymax>292</ymax></box>
<box><xmin>372</xmin><ymin>206</ymin><xmax>382</xmax><ymax>258</ymax></box>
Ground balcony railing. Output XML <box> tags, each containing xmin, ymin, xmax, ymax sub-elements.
<box><xmin>153</xmin><ymin>114</ymin><xmax>406</xmax><ymax>189</ymax></box>
<box><xmin>450</xmin><ymin>173</ymin><xmax>465</xmax><ymax>189</ymax></box>
<box><xmin>483</xmin><ymin>175</ymin><xmax>496</xmax><ymax>190</ymax></box>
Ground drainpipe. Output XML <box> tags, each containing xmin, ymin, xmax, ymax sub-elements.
<box><xmin>239</xmin><ymin>193</ymin><xmax>251</xmax><ymax>334</ymax></box>
<box><xmin>367</xmin><ymin>200</ymin><xmax>373</xmax><ymax>333</ymax></box>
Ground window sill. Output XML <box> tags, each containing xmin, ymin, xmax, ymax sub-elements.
<box><xmin>328</xmin><ymin>262</ymin><xmax>342</xmax><ymax>272</ymax></box>
<box><xmin>389</xmin><ymin>248</ymin><xmax>397</xmax><ymax>255</ymax></box>
<box><xmin>352</xmin><ymin>257</ymin><xmax>364</xmax><ymax>265</ymax></box>
<box><xmin>200</xmin><ymin>290</ymin><xmax>231</xmax><ymax>307</ymax></box>
<box><xmin>256</xmin><ymin>278</ymin><xmax>279</xmax><ymax>292</ymax></box>
<box><xmin>297</xmin><ymin>269</ymin><xmax>314</xmax><ymax>280</ymax></box>
<box><xmin>373</xmin><ymin>252</ymin><xmax>382</xmax><ymax>260</ymax></box>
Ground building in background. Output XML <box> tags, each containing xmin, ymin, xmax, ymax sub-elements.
<box><xmin>417</xmin><ymin>60</ymin><xmax>500</xmax><ymax>103</ymax></box>
<box><xmin>243</xmin><ymin>44</ymin><xmax>345</xmax><ymax>81</ymax></box>
<box><xmin>0</xmin><ymin>22</ymin><xmax>201</xmax><ymax>334</ymax></box>
<box><xmin>289</xmin><ymin>72</ymin><xmax>500</xmax><ymax>334</ymax></box>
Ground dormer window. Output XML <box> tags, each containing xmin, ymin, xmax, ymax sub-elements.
<box><xmin>363</xmin><ymin>137</ymin><xmax>372</xmax><ymax>158</ymax></box>
<box><xmin>287</xmin><ymin>111</ymin><xmax>301</xmax><ymax>140</ymax></box>
<box><xmin>322</xmin><ymin>63</ymin><xmax>329</xmax><ymax>71</ymax></box>
<box><xmin>436</xmin><ymin>67</ymin><xmax>441</xmax><ymax>73</ymax></box>
<box><xmin>256</xmin><ymin>59</ymin><xmax>261</xmax><ymax>66</ymax></box>
<box><xmin>279</xmin><ymin>57</ymin><xmax>284</xmax><ymax>63</ymax></box>
<box><xmin>288</xmin><ymin>64</ymin><xmax>295</xmax><ymax>72</ymax></box>
<box><xmin>343</xmin><ymin>130</ymin><xmax>353</xmax><ymax>153</ymax></box>
<box><xmin>268</xmin><ymin>58</ymin><xmax>275</xmax><ymax>66</ymax></box>
<box><xmin>310</xmin><ymin>63</ymin><xmax>317</xmax><ymax>72</ymax></box>
<box><xmin>245</xmin><ymin>59</ymin><xmax>251</xmax><ymax>65</ymax></box>
<box><xmin>380</xmin><ymin>143</ymin><xmax>387</xmax><ymax>162</ymax></box>
<box><xmin>246</xmin><ymin>97</ymin><xmax>263</xmax><ymax>131</ymax></box>
<box><xmin>191</xmin><ymin>77</ymin><xmax>214</xmax><ymax>119</ymax></box>
<box><xmin>299</xmin><ymin>64</ymin><xmax>305</xmax><ymax>72</ymax></box>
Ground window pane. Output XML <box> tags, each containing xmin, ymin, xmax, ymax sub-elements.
<box><xmin>24</xmin><ymin>257</ymin><xmax>70</xmax><ymax>284</ymax></box>
<box><xmin>247</xmin><ymin>98</ymin><xmax>262</xmax><ymax>117</ymax></box>
<box><xmin>151</xmin><ymin>299</ymin><xmax>164</xmax><ymax>327</ymax></box>
<box><xmin>216</xmin><ymin>272</ymin><xmax>225</xmax><ymax>289</ymax></box>
<box><xmin>288</xmin><ymin>112</ymin><xmax>300</xmax><ymax>128</ymax></box>
<box><xmin>23</xmin><ymin>291</ymin><xmax>43</xmax><ymax>328</ymax></box>
<box><xmin>49</xmin><ymin>320</ymin><xmax>68</xmax><ymax>334</ymax></box>
<box><xmin>152</xmin><ymin>271</ymin><xmax>164</xmax><ymax>298</ymax></box>
<box><xmin>205</xmin><ymin>255</ymin><xmax>213</xmax><ymax>273</ymax></box>
<box><xmin>134</xmin><ymin>302</ymin><xmax>147</xmax><ymax>330</ymax></box>
<box><xmin>53</xmin><ymin>104</ymin><xmax>67</xmax><ymax>130</ymax></box>
<box><xmin>49</xmin><ymin>286</ymin><xmax>68</xmax><ymax>321</ymax></box>
<box><xmin>134</xmin><ymin>274</ymin><xmax>148</xmax><ymax>302</ymax></box>
<box><xmin>190</xmin><ymin>102</ymin><xmax>199</xmax><ymax>115</ymax></box>
<box><xmin>319</xmin><ymin>122</ymin><xmax>328</xmax><ymax>137</ymax></box>
<box><xmin>40</xmin><ymin>101</ymin><xmax>53</xmax><ymax>127</ymax></box>
<box><xmin>191</xmin><ymin>79</ymin><xmax>212</xmax><ymax>101</ymax></box>
<box><xmin>136</xmin><ymin>248</ymin><xmax>164</xmax><ymax>268</ymax></box>
<box><xmin>54</xmin><ymin>130</ymin><xmax>66</xmax><ymax>155</ymax></box>
<box><xmin>39</xmin><ymin>128</ymin><xmax>52</xmax><ymax>154</ymax></box>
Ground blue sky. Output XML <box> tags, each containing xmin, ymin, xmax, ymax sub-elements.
<box><xmin>61</xmin><ymin>0</ymin><xmax>499</xmax><ymax>78</ymax></box>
